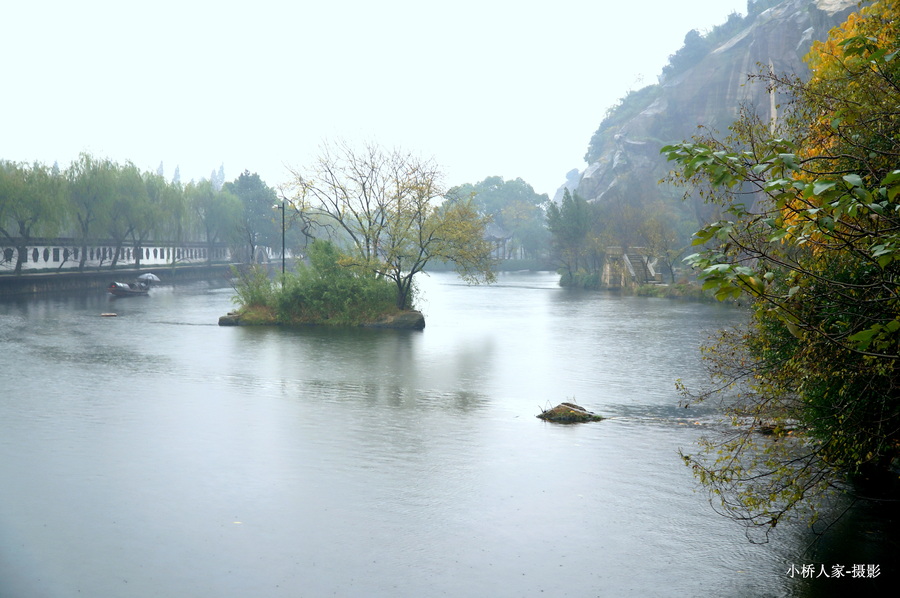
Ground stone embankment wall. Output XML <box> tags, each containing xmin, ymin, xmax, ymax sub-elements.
<box><xmin>0</xmin><ymin>264</ymin><xmax>235</xmax><ymax>297</ymax></box>
<box><xmin>1</xmin><ymin>241</ymin><xmax>229</xmax><ymax>274</ymax></box>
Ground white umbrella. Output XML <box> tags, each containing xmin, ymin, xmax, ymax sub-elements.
<box><xmin>137</xmin><ymin>273</ymin><xmax>161</xmax><ymax>282</ymax></box>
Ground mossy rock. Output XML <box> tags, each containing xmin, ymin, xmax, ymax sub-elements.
<box><xmin>537</xmin><ymin>402</ymin><xmax>604</xmax><ymax>424</ymax></box>
<box><xmin>362</xmin><ymin>310</ymin><xmax>425</xmax><ymax>330</ymax></box>
<box><xmin>218</xmin><ymin>308</ymin><xmax>278</xmax><ymax>326</ymax></box>
<box><xmin>218</xmin><ymin>311</ymin><xmax>248</xmax><ymax>326</ymax></box>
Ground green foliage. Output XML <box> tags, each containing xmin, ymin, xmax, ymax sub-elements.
<box><xmin>222</xmin><ymin>170</ymin><xmax>280</xmax><ymax>263</ymax></box>
<box><xmin>547</xmin><ymin>188</ymin><xmax>594</xmax><ymax>278</ymax></box>
<box><xmin>584</xmin><ymin>85</ymin><xmax>662</xmax><ymax>164</ymax></box>
<box><xmin>661</xmin><ymin>29</ymin><xmax>712</xmax><ymax>81</ymax></box>
<box><xmin>0</xmin><ymin>160</ymin><xmax>65</xmax><ymax>273</ymax></box>
<box><xmin>661</xmin><ymin>11</ymin><xmax>746</xmax><ymax>81</ymax></box>
<box><xmin>558</xmin><ymin>269</ymin><xmax>601</xmax><ymax>290</ymax></box>
<box><xmin>66</xmin><ymin>153</ymin><xmax>117</xmax><ymax>268</ymax></box>
<box><xmin>105</xmin><ymin>161</ymin><xmax>151</xmax><ymax>267</ymax></box>
<box><xmin>277</xmin><ymin>240</ymin><xmax>401</xmax><ymax>326</ymax></box>
<box><xmin>424</xmin><ymin>197</ymin><xmax>497</xmax><ymax>286</ymax></box>
<box><xmin>634</xmin><ymin>282</ymin><xmax>716</xmax><ymax>301</ymax></box>
<box><xmin>546</xmin><ymin>186</ymin><xmax>694</xmax><ymax>289</ymax></box>
<box><xmin>446</xmin><ymin>175</ymin><xmax>550</xmax><ymax>260</ymax></box>
<box><xmin>185</xmin><ymin>179</ymin><xmax>243</xmax><ymax>260</ymax></box>
<box><xmin>661</xmin><ymin>139</ymin><xmax>900</xmax><ymax>342</ymax></box>
<box><xmin>232</xmin><ymin>240</ymin><xmax>403</xmax><ymax>327</ymax></box>
<box><xmin>638</xmin><ymin>203</ymin><xmax>693</xmax><ymax>283</ymax></box>
<box><xmin>0</xmin><ymin>151</ymin><xmax>252</xmax><ymax>274</ymax></box>
<box><xmin>664</xmin><ymin>2</ymin><xmax>900</xmax><ymax>537</ymax></box>
<box><xmin>230</xmin><ymin>264</ymin><xmax>275</xmax><ymax>309</ymax></box>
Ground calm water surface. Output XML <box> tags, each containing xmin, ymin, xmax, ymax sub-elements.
<box><xmin>0</xmin><ymin>272</ymin><xmax>895</xmax><ymax>597</ymax></box>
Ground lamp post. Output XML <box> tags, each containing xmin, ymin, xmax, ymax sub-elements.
<box><xmin>278</xmin><ymin>200</ymin><xmax>285</xmax><ymax>278</ymax></box>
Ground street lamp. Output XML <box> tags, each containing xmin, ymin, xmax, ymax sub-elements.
<box><xmin>277</xmin><ymin>200</ymin><xmax>285</xmax><ymax>277</ymax></box>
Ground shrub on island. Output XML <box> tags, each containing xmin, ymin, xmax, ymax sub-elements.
<box><xmin>225</xmin><ymin>240</ymin><xmax>419</xmax><ymax>328</ymax></box>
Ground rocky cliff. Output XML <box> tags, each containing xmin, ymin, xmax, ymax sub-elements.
<box><xmin>571</xmin><ymin>0</ymin><xmax>859</xmax><ymax>206</ymax></box>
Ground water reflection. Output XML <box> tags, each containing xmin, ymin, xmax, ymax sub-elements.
<box><xmin>0</xmin><ymin>273</ymin><xmax>895</xmax><ymax>597</ymax></box>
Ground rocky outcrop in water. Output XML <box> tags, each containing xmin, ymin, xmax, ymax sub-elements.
<box><xmin>537</xmin><ymin>402</ymin><xmax>604</xmax><ymax>424</ymax></box>
<box><xmin>362</xmin><ymin>310</ymin><xmax>426</xmax><ymax>330</ymax></box>
<box><xmin>218</xmin><ymin>311</ymin><xmax>245</xmax><ymax>326</ymax></box>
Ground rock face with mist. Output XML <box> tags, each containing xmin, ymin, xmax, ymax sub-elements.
<box><xmin>572</xmin><ymin>0</ymin><xmax>858</xmax><ymax>205</ymax></box>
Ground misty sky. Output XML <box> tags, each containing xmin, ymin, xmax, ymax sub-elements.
<box><xmin>2</xmin><ymin>0</ymin><xmax>747</xmax><ymax>197</ymax></box>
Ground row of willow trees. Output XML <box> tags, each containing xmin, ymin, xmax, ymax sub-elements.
<box><xmin>0</xmin><ymin>153</ymin><xmax>284</xmax><ymax>274</ymax></box>
<box><xmin>2</xmin><ymin>149</ymin><xmax>693</xmax><ymax>289</ymax></box>
<box><xmin>2</xmin><ymin>150</ymin><xmax>557</xmax><ymax>277</ymax></box>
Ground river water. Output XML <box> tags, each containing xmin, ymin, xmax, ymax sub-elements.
<box><xmin>0</xmin><ymin>271</ymin><xmax>895</xmax><ymax>597</ymax></box>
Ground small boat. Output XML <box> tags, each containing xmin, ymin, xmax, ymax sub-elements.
<box><xmin>107</xmin><ymin>281</ymin><xmax>149</xmax><ymax>297</ymax></box>
<box><xmin>107</xmin><ymin>272</ymin><xmax>160</xmax><ymax>297</ymax></box>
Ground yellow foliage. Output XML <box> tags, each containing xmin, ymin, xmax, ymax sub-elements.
<box><xmin>778</xmin><ymin>2</ymin><xmax>900</xmax><ymax>236</ymax></box>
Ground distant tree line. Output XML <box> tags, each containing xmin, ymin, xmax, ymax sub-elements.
<box><xmin>3</xmin><ymin>151</ymin><xmax>562</xmax><ymax>281</ymax></box>
<box><xmin>546</xmin><ymin>188</ymin><xmax>695</xmax><ymax>288</ymax></box>
<box><xmin>0</xmin><ymin>153</ymin><xmax>286</xmax><ymax>274</ymax></box>
<box><xmin>446</xmin><ymin>176</ymin><xmax>550</xmax><ymax>262</ymax></box>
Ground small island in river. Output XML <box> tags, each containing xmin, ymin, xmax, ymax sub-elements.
<box><xmin>218</xmin><ymin>307</ymin><xmax>425</xmax><ymax>330</ymax></box>
<box><xmin>220</xmin><ymin>241</ymin><xmax>430</xmax><ymax>330</ymax></box>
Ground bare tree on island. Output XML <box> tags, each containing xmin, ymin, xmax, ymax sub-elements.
<box><xmin>286</xmin><ymin>141</ymin><xmax>496</xmax><ymax>309</ymax></box>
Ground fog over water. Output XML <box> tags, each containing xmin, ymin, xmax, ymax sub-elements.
<box><xmin>0</xmin><ymin>272</ymin><xmax>895</xmax><ymax>596</ymax></box>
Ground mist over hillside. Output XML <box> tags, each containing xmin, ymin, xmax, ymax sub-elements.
<box><xmin>562</xmin><ymin>0</ymin><xmax>859</xmax><ymax>210</ymax></box>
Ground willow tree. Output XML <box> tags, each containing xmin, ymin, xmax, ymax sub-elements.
<box><xmin>104</xmin><ymin>162</ymin><xmax>149</xmax><ymax>269</ymax></box>
<box><xmin>0</xmin><ymin>161</ymin><xmax>65</xmax><ymax>274</ymax></box>
<box><xmin>141</xmin><ymin>171</ymin><xmax>185</xmax><ymax>268</ymax></box>
<box><xmin>185</xmin><ymin>179</ymin><xmax>242</xmax><ymax>264</ymax></box>
<box><xmin>288</xmin><ymin>141</ymin><xmax>495</xmax><ymax>309</ymax></box>
<box><xmin>66</xmin><ymin>153</ymin><xmax>116</xmax><ymax>270</ymax></box>
<box><xmin>663</xmin><ymin>1</ymin><xmax>900</xmax><ymax>540</ymax></box>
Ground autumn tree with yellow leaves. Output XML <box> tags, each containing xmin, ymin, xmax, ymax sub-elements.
<box><xmin>663</xmin><ymin>1</ymin><xmax>900</xmax><ymax>539</ymax></box>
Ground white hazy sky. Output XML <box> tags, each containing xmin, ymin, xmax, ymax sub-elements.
<box><xmin>2</xmin><ymin>0</ymin><xmax>747</xmax><ymax>197</ymax></box>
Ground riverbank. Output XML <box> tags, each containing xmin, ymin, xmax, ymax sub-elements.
<box><xmin>0</xmin><ymin>263</ymin><xmax>236</xmax><ymax>297</ymax></box>
<box><xmin>218</xmin><ymin>305</ymin><xmax>426</xmax><ymax>330</ymax></box>
<box><xmin>632</xmin><ymin>282</ymin><xmax>717</xmax><ymax>302</ymax></box>
<box><xmin>554</xmin><ymin>274</ymin><xmax>745</xmax><ymax>305</ymax></box>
